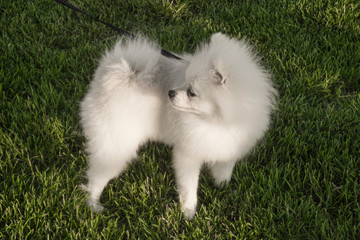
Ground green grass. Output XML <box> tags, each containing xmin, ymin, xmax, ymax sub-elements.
<box><xmin>1</xmin><ymin>0</ymin><xmax>359</xmax><ymax>239</ymax></box>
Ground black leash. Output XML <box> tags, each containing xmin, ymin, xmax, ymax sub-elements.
<box><xmin>54</xmin><ymin>0</ymin><xmax>182</xmax><ymax>60</ymax></box>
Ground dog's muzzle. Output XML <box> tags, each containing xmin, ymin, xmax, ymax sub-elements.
<box><xmin>168</xmin><ymin>90</ymin><xmax>176</xmax><ymax>99</ymax></box>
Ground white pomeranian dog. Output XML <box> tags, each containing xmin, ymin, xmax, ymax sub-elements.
<box><xmin>80</xmin><ymin>33</ymin><xmax>277</xmax><ymax>219</ymax></box>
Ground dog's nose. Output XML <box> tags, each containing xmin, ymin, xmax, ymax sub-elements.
<box><xmin>168</xmin><ymin>90</ymin><xmax>176</xmax><ymax>99</ymax></box>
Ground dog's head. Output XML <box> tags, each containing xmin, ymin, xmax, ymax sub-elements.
<box><xmin>167</xmin><ymin>65</ymin><xmax>228</xmax><ymax>116</ymax></box>
<box><xmin>168</xmin><ymin>33</ymin><xmax>239</xmax><ymax>119</ymax></box>
<box><xmin>168</xmin><ymin>33</ymin><xmax>276</xmax><ymax>123</ymax></box>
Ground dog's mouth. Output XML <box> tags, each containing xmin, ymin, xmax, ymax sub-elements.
<box><xmin>170</xmin><ymin>103</ymin><xmax>200</xmax><ymax>114</ymax></box>
<box><xmin>168</xmin><ymin>89</ymin><xmax>201</xmax><ymax>114</ymax></box>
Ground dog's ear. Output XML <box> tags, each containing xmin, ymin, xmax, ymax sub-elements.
<box><xmin>214</xmin><ymin>69</ymin><xmax>226</xmax><ymax>85</ymax></box>
<box><xmin>211</xmin><ymin>63</ymin><xmax>227</xmax><ymax>85</ymax></box>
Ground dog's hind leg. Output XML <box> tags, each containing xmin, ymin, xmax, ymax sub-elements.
<box><xmin>81</xmin><ymin>147</ymin><xmax>137</xmax><ymax>212</ymax></box>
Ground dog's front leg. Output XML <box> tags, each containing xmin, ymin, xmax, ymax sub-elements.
<box><xmin>173</xmin><ymin>151</ymin><xmax>202</xmax><ymax>219</ymax></box>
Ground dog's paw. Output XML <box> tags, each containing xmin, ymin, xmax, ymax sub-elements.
<box><xmin>79</xmin><ymin>184</ymin><xmax>104</xmax><ymax>212</ymax></box>
<box><xmin>182</xmin><ymin>207</ymin><xmax>196</xmax><ymax>220</ymax></box>
<box><xmin>90</xmin><ymin>201</ymin><xmax>104</xmax><ymax>212</ymax></box>
<box><xmin>86</xmin><ymin>198</ymin><xmax>104</xmax><ymax>212</ymax></box>
<box><xmin>214</xmin><ymin>179</ymin><xmax>230</xmax><ymax>188</ymax></box>
<box><xmin>179</xmin><ymin>194</ymin><xmax>197</xmax><ymax>220</ymax></box>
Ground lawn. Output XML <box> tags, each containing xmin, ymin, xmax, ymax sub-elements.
<box><xmin>1</xmin><ymin>0</ymin><xmax>359</xmax><ymax>239</ymax></box>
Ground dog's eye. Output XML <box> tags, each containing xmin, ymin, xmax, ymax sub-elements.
<box><xmin>187</xmin><ymin>88</ymin><xmax>196</xmax><ymax>97</ymax></box>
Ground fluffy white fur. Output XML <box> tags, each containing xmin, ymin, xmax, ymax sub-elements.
<box><xmin>80</xmin><ymin>33</ymin><xmax>277</xmax><ymax>219</ymax></box>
